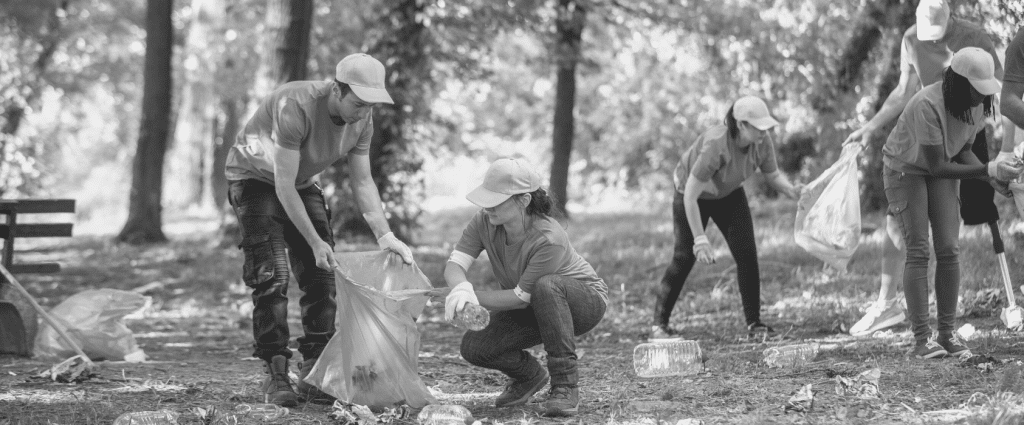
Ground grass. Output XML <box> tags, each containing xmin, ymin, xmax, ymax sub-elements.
<box><xmin>1</xmin><ymin>197</ymin><xmax>1023</xmax><ymax>424</ymax></box>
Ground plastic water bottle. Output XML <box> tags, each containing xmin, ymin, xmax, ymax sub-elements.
<box><xmin>452</xmin><ymin>304</ymin><xmax>489</xmax><ymax>331</ymax></box>
<box><xmin>417</xmin><ymin>404</ymin><xmax>474</xmax><ymax>425</ymax></box>
<box><xmin>763</xmin><ymin>343</ymin><xmax>820</xmax><ymax>368</ymax></box>
<box><xmin>633</xmin><ymin>339</ymin><xmax>703</xmax><ymax>377</ymax></box>
<box><xmin>112</xmin><ymin>410</ymin><xmax>180</xmax><ymax>425</ymax></box>
<box><xmin>211</xmin><ymin>404</ymin><xmax>288</xmax><ymax>424</ymax></box>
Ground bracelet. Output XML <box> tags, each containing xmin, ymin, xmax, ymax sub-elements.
<box><xmin>693</xmin><ymin>235</ymin><xmax>710</xmax><ymax>246</ymax></box>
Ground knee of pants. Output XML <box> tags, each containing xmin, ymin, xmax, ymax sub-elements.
<box><xmin>241</xmin><ymin>235</ymin><xmax>291</xmax><ymax>295</ymax></box>
<box><xmin>932</xmin><ymin>242</ymin><xmax>960</xmax><ymax>265</ymax></box>
<box><xmin>532</xmin><ymin>275</ymin><xmax>562</xmax><ymax>300</ymax></box>
<box><xmin>903</xmin><ymin>240</ymin><xmax>931</xmax><ymax>266</ymax></box>
<box><xmin>460</xmin><ymin>332</ymin><xmax>495</xmax><ymax>366</ymax></box>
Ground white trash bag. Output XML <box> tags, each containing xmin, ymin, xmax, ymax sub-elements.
<box><xmin>794</xmin><ymin>143</ymin><xmax>862</xmax><ymax>271</ymax></box>
<box><xmin>35</xmin><ymin>288</ymin><xmax>149</xmax><ymax>361</ymax></box>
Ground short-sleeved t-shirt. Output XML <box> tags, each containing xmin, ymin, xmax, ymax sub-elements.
<box><xmin>225</xmin><ymin>80</ymin><xmax>373</xmax><ymax>188</ymax></box>
<box><xmin>1004</xmin><ymin>27</ymin><xmax>1024</xmax><ymax>147</ymax></box>
<box><xmin>901</xmin><ymin>20</ymin><xmax>1003</xmax><ymax>88</ymax></box>
<box><xmin>883</xmin><ymin>82</ymin><xmax>985</xmax><ymax>174</ymax></box>
<box><xmin>454</xmin><ymin>211</ymin><xmax>608</xmax><ymax>305</ymax></box>
<box><xmin>672</xmin><ymin>125</ymin><xmax>778</xmax><ymax>199</ymax></box>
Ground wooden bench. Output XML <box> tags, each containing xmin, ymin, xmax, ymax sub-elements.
<box><xmin>0</xmin><ymin>199</ymin><xmax>76</xmax><ymax>356</ymax></box>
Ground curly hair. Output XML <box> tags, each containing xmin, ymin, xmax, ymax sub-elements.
<box><xmin>724</xmin><ymin>106</ymin><xmax>740</xmax><ymax>140</ymax></box>
<box><xmin>524</xmin><ymin>187</ymin><xmax>564</xmax><ymax>220</ymax></box>
<box><xmin>942</xmin><ymin>67</ymin><xmax>993</xmax><ymax>124</ymax></box>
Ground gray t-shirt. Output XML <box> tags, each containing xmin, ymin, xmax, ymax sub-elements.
<box><xmin>455</xmin><ymin>211</ymin><xmax>608</xmax><ymax>304</ymax></box>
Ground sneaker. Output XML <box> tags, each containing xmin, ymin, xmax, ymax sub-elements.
<box><xmin>850</xmin><ymin>299</ymin><xmax>906</xmax><ymax>336</ymax></box>
<box><xmin>913</xmin><ymin>338</ymin><xmax>948</xmax><ymax>359</ymax></box>
<box><xmin>747</xmin><ymin>321</ymin><xmax>776</xmax><ymax>337</ymax></box>
<box><xmin>541</xmin><ymin>385</ymin><xmax>579</xmax><ymax>417</ymax></box>
<box><xmin>650</xmin><ymin>325</ymin><xmax>683</xmax><ymax>340</ymax></box>
<box><xmin>494</xmin><ymin>369</ymin><xmax>549</xmax><ymax>408</ymax></box>
<box><xmin>297</xmin><ymin>358</ymin><xmax>335</xmax><ymax>404</ymax></box>
<box><xmin>262</xmin><ymin>355</ymin><xmax>299</xmax><ymax>407</ymax></box>
<box><xmin>938</xmin><ymin>334</ymin><xmax>971</xmax><ymax>357</ymax></box>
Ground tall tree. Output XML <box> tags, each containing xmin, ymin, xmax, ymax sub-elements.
<box><xmin>255</xmin><ymin>0</ymin><xmax>313</xmax><ymax>98</ymax></box>
<box><xmin>549</xmin><ymin>0</ymin><xmax>585</xmax><ymax>216</ymax></box>
<box><xmin>117</xmin><ymin>0</ymin><xmax>174</xmax><ymax>244</ymax></box>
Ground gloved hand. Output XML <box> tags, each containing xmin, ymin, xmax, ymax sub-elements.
<box><xmin>444</xmin><ymin>281</ymin><xmax>479</xmax><ymax>321</ymax></box>
<box><xmin>378</xmin><ymin>232</ymin><xmax>414</xmax><ymax>264</ymax></box>
<box><xmin>988</xmin><ymin>152</ymin><xmax>1024</xmax><ymax>182</ymax></box>
<box><xmin>693</xmin><ymin>235</ymin><xmax>715</xmax><ymax>264</ymax></box>
<box><xmin>990</xmin><ymin>178</ymin><xmax>1013</xmax><ymax>198</ymax></box>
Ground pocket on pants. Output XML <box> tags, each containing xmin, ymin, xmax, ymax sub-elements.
<box><xmin>886</xmin><ymin>200</ymin><xmax>909</xmax><ymax>249</ymax></box>
<box><xmin>240</xmin><ymin>233</ymin><xmax>276</xmax><ymax>288</ymax></box>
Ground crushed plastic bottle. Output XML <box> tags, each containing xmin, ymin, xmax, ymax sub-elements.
<box><xmin>112</xmin><ymin>410</ymin><xmax>180</xmax><ymax>425</ymax></box>
<box><xmin>763</xmin><ymin>343</ymin><xmax>820</xmax><ymax>368</ymax></box>
<box><xmin>211</xmin><ymin>404</ymin><xmax>288</xmax><ymax>424</ymax></box>
<box><xmin>417</xmin><ymin>404</ymin><xmax>474</xmax><ymax>425</ymax></box>
<box><xmin>451</xmin><ymin>304</ymin><xmax>489</xmax><ymax>331</ymax></box>
<box><xmin>633</xmin><ymin>339</ymin><xmax>703</xmax><ymax>377</ymax></box>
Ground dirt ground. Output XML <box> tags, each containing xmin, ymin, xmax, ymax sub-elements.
<box><xmin>2</xmin><ymin>208</ymin><xmax>1024</xmax><ymax>424</ymax></box>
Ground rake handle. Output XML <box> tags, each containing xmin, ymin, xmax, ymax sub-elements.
<box><xmin>0</xmin><ymin>263</ymin><xmax>94</xmax><ymax>366</ymax></box>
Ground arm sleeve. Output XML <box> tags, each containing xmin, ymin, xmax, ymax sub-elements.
<box><xmin>350</xmin><ymin>115</ymin><xmax>373</xmax><ymax>155</ymax></box>
<box><xmin>690</xmin><ymin>137</ymin><xmax>724</xmax><ymax>182</ymax></box>
<box><xmin>516</xmin><ymin>244</ymin><xmax>566</xmax><ymax>294</ymax></box>
<box><xmin>273</xmin><ymin>98</ymin><xmax>308</xmax><ymax>150</ymax></box>
<box><xmin>758</xmin><ymin>134</ymin><xmax>780</xmax><ymax>174</ymax></box>
<box><xmin>899</xmin><ymin>35</ymin><xmax>913</xmax><ymax>76</ymax></box>
<box><xmin>1006</xmin><ymin>28</ymin><xmax>1024</xmax><ymax>84</ymax></box>
<box><xmin>907</xmin><ymin>102</ymin><xmax>944</xmax><ymax>148</ymax></box>
<box><xmin>453</xmin><ymin>211</ymin><xmax>486</xmax><ymax>259</ymax></box>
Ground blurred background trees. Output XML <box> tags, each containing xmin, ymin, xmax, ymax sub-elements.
<box><xmin>0</xmin><ymin>0</ymin><xmax>1021</xmax><ymax>244</ymax></box>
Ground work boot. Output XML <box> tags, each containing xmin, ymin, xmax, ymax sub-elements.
<box><xmin>297</xmin><ymin>358</ymin><xmax>335</xmax><ymax>404</ymax></box>
<box><xmin>494</xmin><ymin>369</ymin><xmax>549</xmax><ymax>408</ymax></box>
<box><xmin>541</xmin><ymin>385</ymin><xmax>579</xmax><ymax>417</ymax></box>
<box><xmin>262</xmin><ymin>355</ymin><xmax>298</xmax><ymax>407</ymax></box>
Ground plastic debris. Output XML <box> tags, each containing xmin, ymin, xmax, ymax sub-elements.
<box><xmin>33</xmin><ymin>354</ymin><xmax>96</xmax><ymax>383</ymax></box>
<box><xmin>834</xmin><ymin>368</ymin><xmax>881</xmax><ymax>399</ymax></box>
<box><xmin>328</xmin><ymin>401</ymin><xmax>409</xmax><ymax>424</ymax></box>
<box><xmin>959</xmin><ymin>353</ymin><xmax>1001</xmax><ymax>373</ymax></box>
<box><xmin>784</xmin><ymin>384</ymin><xmax>815</xmax><ymax>414</ymax></box>
<box><xmin>957</xmin><ymin>323</ymin><xmax>976</xmax><ymax>340</ymax></box>
<box><xmin>112</xmin><ymin>410</ymin><xmax>179</xmax><ymax>425</ymax></box>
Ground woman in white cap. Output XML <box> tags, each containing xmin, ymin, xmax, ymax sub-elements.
<box><xmin>882</xmin><ymin>47</ymin><xmax>1022</xmax><ymax>359</ymax></box>
<box><xmin>652</xmin><ymin>96</ymin><xmax>802</xmax><ymax>339</ymax></box>
<box><xmin>429</xmin><ymin>158</ymin><xmax>608</xmax><ymax>417</ymax></box>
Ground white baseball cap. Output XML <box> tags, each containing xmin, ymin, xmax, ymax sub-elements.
<box><xmin>335</xmin><ymin>53</ymin><xmax>394</xmax><ymax>104</ymax></box>
<box><xmin>916</xmin><ymin>0</ymin><xmax>950</xmax><ymax>41</ymax></box>
<box><xmin>466</xmin><ymin>158</ymin><xmax>543</xmax><ymax>208</ymax></box>
<box><xmin>733</xmin><ymin>96</ymin><xmax>779</xmax><ymax>131</ymax></box>
<box><xmin>951</xmin><ymin>47</ymin><xmax>1001</xmax><ymax>96</ymax></box>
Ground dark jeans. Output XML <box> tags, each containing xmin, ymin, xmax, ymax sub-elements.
<box><xmin>654</xmin><ymin>187</ymin><xmax>762</xmax><ymax>327</ymax></box>
<box><xmin>960</xmin><ymin>131</ymin><xmax>998</xmax><ymax>225</ymax></box>
<box><xmin>228</xmin><ymin>179</ymin><xmax>337</xmax><ymax>361</ymax></box>
<box><xmin>460</xmin><ymin>275</ymin><xmax>606</xmax><ymax>387</ymax></box>
<box><xmin>884</xmin><ymin>165</ymin><xmax>961</xmax><ymax>343</ymax></box>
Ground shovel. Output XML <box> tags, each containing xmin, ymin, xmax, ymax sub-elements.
<box><xmin>0</xmin><ymin>263</ymin><xmax>96</xmax><ymax>370</ymax></box>
<box><xmin>989</xmin><ymin>222</ymin><xmax>1023</xmax><ymax>330</ymax></box>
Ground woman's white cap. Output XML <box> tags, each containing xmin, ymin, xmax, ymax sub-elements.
<box><xmin>951</xmin><ymin>47</ymin><xmax>1001</xmax><ymax>96</ymax></box>
<box><xmin>466</xmin><ymin>158</ymin><xmax>542</xmax><ymax>208</ymax></box>
<box><xmin>733</xmin><ymin>96</ymin><xmax>779</xmax><ymax>131</ymax></box>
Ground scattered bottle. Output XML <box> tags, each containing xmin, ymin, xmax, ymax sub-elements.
<box><xmin>112</xmin><ymin>410</ymin><xmax>180</xmax><ymax>425</ymax></box>
<box><xmin>417</xmin><ymin>404</ymin><xmax>474</xmax><ymax>425</ymax></box>
<box><xmin>210</xmin><ymin>404</ymin><xmax>288</xmax><ymax>424</ymax></box>
<box><xmin>633</xmin><ymin>339</ymin><xmax>703</xmax><ymax>377</ymax></box>
<box><xmin>763</xmin><ymin>343</ymin><xmax>820</xmax><ymax>368</ymax></box>
<box><xmin>451</xmin><ymin>304</ymin><xmax>489</xmax><ymax>331</ymax></box>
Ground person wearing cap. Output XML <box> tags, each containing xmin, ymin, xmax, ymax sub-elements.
<box><xmin>427</xmin><ymin>158</ymin><xmax>608</xmax><ymax>417</ymax></box>
<box><xmin>843</xmin><ymin>0</ymin><xmax>1007</xmax><ymax>337</ymax></box>
<box><xmin>224</xmin><ymin>53</ymin><xmax>414</xmax><ymax>406</ymax></box>
<box><xmin>999</xmin><ymin>27</ymin><xmax>1024</xmax><ymax>161</ymax></box>
<box><xmin>652</xmin><ymin>96</ymin><xmax>802</xmax><ymax>339</ymax></box>
<box><xmin>881</xmin><ymin>47</ymin><xmax>1022</xmax><ymax>359</ymax></box>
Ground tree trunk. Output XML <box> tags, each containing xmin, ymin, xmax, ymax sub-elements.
<box><xmin>549</xmin><ymin>0</ymin><xmax>585</xmax><ymax>217</ymax></box>
<box><xmin>117</xmin><ymin>0</ymin><xmax>174</xmax><ymax>244</ymax></box>
<box><xmin>255</xmin><ymin>0</ymin><xmax>313</xmax><ymax>98</ymax></box>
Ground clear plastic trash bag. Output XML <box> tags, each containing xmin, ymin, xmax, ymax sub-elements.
<box><xmin>303</xmin><ymin>251</ymin><xmax>437</xmax><ymax>409</ymax></box>
<box><xmin>35</xmin><ymin>288</ymin><xmax>149</xmax><ymax>361</ymax></box>
<box><xmin>794</xmin><ymin>143</ymin><xmax>862</xmax><ymax>271</ymax></box>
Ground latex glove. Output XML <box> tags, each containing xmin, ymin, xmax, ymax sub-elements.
<box><xmin>693</xmin><ymin>235</ymin><xmax>715</xmax><ymax>264</ymax></box>
<box><xmin>989</xmin><ymin>152</ymin><xmax>1024</xmax><ymax>181</ymax></box>
<box><xmin>312</xmin><ymin>240</ymin><xmax>339</xmax><ymax>270</ymax></box>
<box><xmin>990</xmin><ymin>178</ymin><xmax>1013</xmax><ymax>198</ymax></box>
<box><xmin>444</xmin><ymin>281</ymin><xmax>479</xmax><ymax>321</ymax></box>
<box><xmin>378</xmin><ymin>232</ymin><xmax>414</xmax><ymax>264</ymax></box>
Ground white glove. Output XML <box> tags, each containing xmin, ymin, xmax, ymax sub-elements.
<box><xmin>444</xmin><ymin>281</ymin><xmax>479</xmax><ymax>321</ymax></box>
<box><xmin>377</xmin><ymin>232</ymin><xmax>414</xmax><ymax>264</ymax></box>
<box><xmin>988</xmin><ymin>152</ymin><xmax>1024</xmax><ymax>182</ymax></box>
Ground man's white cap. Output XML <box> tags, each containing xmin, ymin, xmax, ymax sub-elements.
<box><xmin>335</xmin><ymin>53</ymin><xmax>394</xmax><ymax>104</ymax></box>
<box><xmin>951</xmin><ymin>47</ymin><xmax>1001</xmax><ymax>96</ymax></box>
<box><xmin>466</xmin><ymin>158</ymin><xmax>543</xmax><ymax>208</ymax></box>
<box><xmin>916</xmin><ymin>0</ymin><xmax>950</xmax><ymax>41</ymax></box>
<box><xmin>733</xmin><ymin>96</ymin><xmax>779</xmax><ymax>131</ymax></box>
